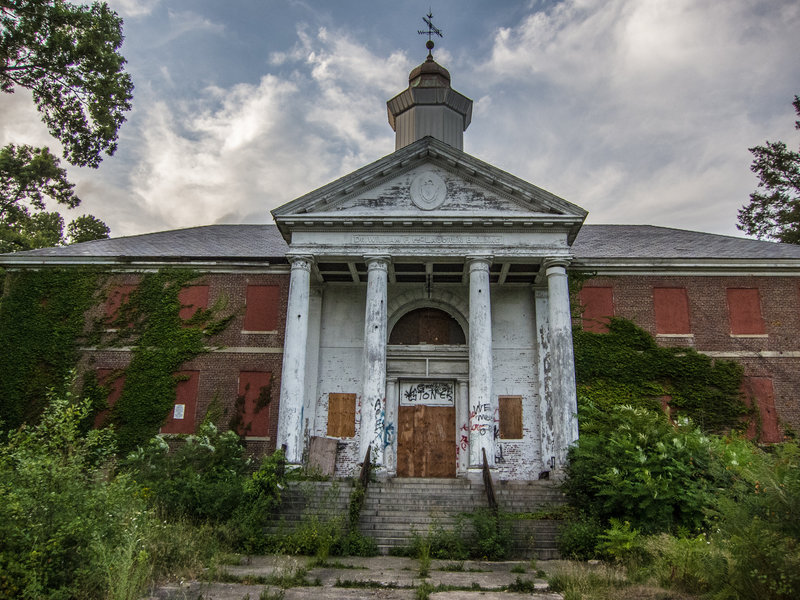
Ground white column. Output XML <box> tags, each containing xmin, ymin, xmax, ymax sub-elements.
<box><xmin>544</xmin><ymin>258</ymin><xmax>579</xmax><ymax>470</ymax></box>
<box><xmin>467</xmin><ymin>256</ymin><xmax>495</xmax><ymax>467</ymax></box>
<box><xmin>277</xmin><ymin>255</ymin><xmax>313</xmax><ymax>464</ymax></box>
<box><xmin>360</xmin><ymin>256</ymin><xmax>390</xmax><ymax>466</ymax></box>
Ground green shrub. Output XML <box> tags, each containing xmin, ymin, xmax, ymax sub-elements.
<box><xmin>465</xmin><ymin>509</ymin><xmax>512</xmax><ymax>560</ymax></box>
<box><xmin>642</xmin><ymin>533</ymin><xmax>723</xmax><ymax>595</ymax></box>
<box><xmin>709</xmin><ymin>442</ymin><xmax>800</xmax><ymax>600</ymax></box>
<box><xmin>597</xmin><ymin>519</ymin><xmax>645</xmax><ymax>566</ymax></box>
<box><xmin>556</xmin><ymin>514</ymin><xmax>603</xmax><ymax>560</ymax></box>
<box><xmin>122</xmin><ymin>422</ymin><xmax>250</xmax><ymax>522</ymax></box>
<box><xmin>564</xmin><ymin>403</ymin><xmax>716</xmax><ymax>534</ymax></box>
<box><xmin>230</xmin><ymin>449</ymin><xmax>288</xmax><ymax>553</ymax></box>
<box><xmin>0</xmin><ymin>387</ymin><xmax>151</xmax><ymax>599</ymax></box>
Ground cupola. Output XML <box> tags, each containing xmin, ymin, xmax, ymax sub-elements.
<box><xmin>387</xmin><ymin>38</ymin><xmax>472</xmax><ymax>151</ymax></box>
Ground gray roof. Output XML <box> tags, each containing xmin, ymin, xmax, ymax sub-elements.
<box><xmin>3</xmin><ymin>223</ymin><xmax>800</xmax><ymax>264</ymax></box>
<box><xmin>0</xmin><ymin>224</ymin><xmax>289</xmax><ymax>261</ymax></box>
<box><xmin>572</xmin><ymin>224</ymin><xmax>800</xmax><ymax>260</ymax></box>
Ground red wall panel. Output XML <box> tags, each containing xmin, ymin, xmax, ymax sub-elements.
<box><xmin>579</xmin><ymin>287</ymin><xmax>614</xmax><ymax>333</ymax></box>
<box><xmin>237</xmin><ymin>371</ymin><xmax>272</xmax><ymax>437</ymax></box>
<box><xmin>743</xmin><ymin>376</ymin><xmax>781</xmax><ymax>443</ymax></box>
<box><xmin>160</xmin><ymin>371</ymin><xmax>199</xmax><ymax>434</ymax></box>
<box><xmin>104</xmin><ymin>284</ymin><xmax>137</xmax><ymax>324</ymax></box>
<box><xmin>727</xmin><ymin>288</ymin><xmax>765</xmax><ymax>334</ymax></box>
<box><xmin>653</xmin><ymin>287</ymin><xmax>691</xmax><ymax>334</ymax></box>
<box><xmin>178</xmin><ymin>285</ymin><xmax>209</xmax><ymax>320</ymax></box>
<box><xmin>93</xmin><ymin>369</ymin><xmax>125</xmax><ymax>428</ymax></box>
<box><xmin>243</xmin><ymin>285</ymin><xmax>280</xmax><ymax>332</ymax></box>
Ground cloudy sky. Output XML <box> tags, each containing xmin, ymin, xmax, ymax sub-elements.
<box><xmin>1</xmin><ymin>0</ymin><xmax>799</xmax><ymax>239</ymax></box>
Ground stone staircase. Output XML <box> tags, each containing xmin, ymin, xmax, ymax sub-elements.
<box><xmin>265</xmin><ymin>477</ymin><xmax>567</xmax><ymax>559</ymax></box>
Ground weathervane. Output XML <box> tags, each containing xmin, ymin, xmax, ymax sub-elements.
<box><xmin>418</xmin><ymin>11</ymin><xmax>443</xmax><ymax>60</ymax></box>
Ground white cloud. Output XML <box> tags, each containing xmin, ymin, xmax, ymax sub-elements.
<box><xmin>110</xmin><ymin>27</ymin><xmax>409</xmax><ymax>236</ymax></box>
<box><xmin>469</xmin><ymin>0</ymin><xmax>800</xmax><ymax>235</ymax></box>
<box><xmin>106</xmin><ymin>0</ymin><xmax>161</xmax><ymax>18</ymax></box>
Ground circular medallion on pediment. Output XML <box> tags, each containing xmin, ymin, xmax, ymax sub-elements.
<box><xmin>410</xmin><ymin>171</ymin><xmax>447</xmax><ymax>210</ymax></box>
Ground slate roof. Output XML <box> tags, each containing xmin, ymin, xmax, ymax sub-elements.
<box><xmin>3</xmin><ymin>223</ymin><xmax>800</xmax><ymax>263</ymax></box>
<box><xmin>571</xmin><ymin>225</ymin><xmax>800</xmax><ymax>260</ymax></box>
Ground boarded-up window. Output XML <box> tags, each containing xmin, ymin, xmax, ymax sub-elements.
<box><xmin>93</xmin><ymin>369</ymin><xmax>125</xmax><ymax>428</ymax></box>
<box><xmin>160</xmin><ymin>371</ymin><xmax>199</xmax><ymax>434</ymax></box>
<box><xmin>327</xmin><ymin>393</ymin><xmax>356</xmax><ymax>438</ymax></box>
<box><xmin>243</xmin><ymin>285</ymin><xmax>280</xmax><ymax>332</ymax></box>
<box><xmin>236</xmin><ymin>371</ymin><xmax>272</xmax><ymax>437</ymax></box>
<box><xmin>389</xmin><ymin>308</ymin><xmax>466</xmax><ymax>344</ymax></box>
<box><xmin>727</xmin><ymin>288</ymin><xmax>765</xmax><ymax>334</ymax></box>
<box><xmin>104</xmin><ymin>284</ymin><xmax>136</xmax><ymax>326</ymax></box>
<box><xmin>498</xmin><ymin>396</ymin><xmax>523</xmax><ymax>439</ymax></box>
<box><xmin>653</xmin><ymin>287</ymin><xmax>691</xmax><ymax>334</ymax></box>
<box><xmin>179</xmin><ymin>285</ymin><xmax>209</xmax><ymax>321</ymax></box>
<box><xmin>579</xmin><ymin>287</ymin><xmax>614</xmax><ymax>333</ymax></box>
<box><xmin>743</xmin><ymin>377</ymin><xmax>781</xmax><ymax>443</ymax></box>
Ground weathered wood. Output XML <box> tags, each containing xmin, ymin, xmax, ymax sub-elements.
<box><xmin>397</xmin><ymin>405</ymin><xmax>455</xmax><ymax>477</ymax></box>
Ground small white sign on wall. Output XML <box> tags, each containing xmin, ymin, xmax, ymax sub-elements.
<box><xmin>400</xmin><ymin>381</ymin><xmax>455</xmax><ymax>406</ymax></box>
<box><xmin>173</xmin><ymin>404</ymin><xmax>185</xmax><ymax>420</ymax></box>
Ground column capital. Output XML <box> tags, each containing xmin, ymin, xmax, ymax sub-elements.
<box><xmin>364</xmin><ymin>255</ymin><xmax>391</xmax><ymax>269</ymax></box>
<box><xmin>542</xmin><ymin>257</ymin><xmax>571</xmax><ymax>275</ymax></box>
<box><xmin>466</xmin><ymin>255</ymin><xmax>493</xmax><ymax>271</ymax></box>
<box><xmin>287</xmin><ymin>254</ymin><xmax>314</xmax><ymax>270</ymax></box>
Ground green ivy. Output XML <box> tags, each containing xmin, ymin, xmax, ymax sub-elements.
<box><xmin>573</xmin><ymin>317</ymin><xmax>747</xmax><ymax>432</ymax></box>
<box><xmin>0</xmin><ymin>268</ymin><xmax>101</xmax><ymax>433</ymax></box>
<box><xmin>106</xmin><ymin>269</ymin><xmax>233</xmax><ymax>454</ymax></box>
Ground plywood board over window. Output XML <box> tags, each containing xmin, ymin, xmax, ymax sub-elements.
<box><xmin>93</xmin><ymin>369</ymin><xmax>125</xmax><ymax>428</ymax></box>
<box><xmin>743</xmin><ymin>377</ymin><xmax>781</xmax><ymax>443</ymax></box>
<box><xmin>243</xmin><ymin>285</ymin><xmax>280</xmax><ymax>332</ymax></box>
<box><xmin>178</xmin><ymin>285</ymin><xmax>209</xmax><ymax>321</ymax></box>
<box><xmin>237</xmin><ymin>371</ymin><xmax>272</xmax><ymax>437</ymax></box>
<box><xmin>498</xmin><ymin>396</ymin><xmax>523</xmax><ymax>439</ymax></box>
<box><xmin>727</xmin><ymin>288</ymin><xmax>765</xmax><ymax>335</ymax></box>
<box><xmin>160</xmin><ymin>371</ymin><xmax>199</xmax><ymax>434</ymax></box>
<box><xmin>104</xmin><ymin>284</ymin><xmax>136</xmax><ymax>326</ymax></box>
<box><xmin>327</xmin><ymin>393</ymin><xmax>356</xmax><ymax>438</ymax></box>
<box><xmin>579</xmin><ymin>287</ymin><xmax>614</xmax><ymax>333</ymax></box>
<box><xmin>653</xmin><ymin>287</ymin><xmax>691</xmax><ymax>334</ymax></box>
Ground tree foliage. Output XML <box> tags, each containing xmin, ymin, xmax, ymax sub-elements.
<box><xmin>0</xmin><ymin>0</ymin><xmax>132</xmax><ymax>251</ymax></box>
<box><xmin>738</xmin><ymin>95</ymin><xmax>800</xmax><ymax>244</ymax></box>
<box><xmin>1</xmin><ymin>0</ymin><xmax>133</xmax><ymax>167</ymax></box>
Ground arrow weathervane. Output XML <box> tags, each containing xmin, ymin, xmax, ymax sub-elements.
<box><xmin>418</xmin><ymin>11</ymin><xmax>443</xmax><ymax>59</ymax></box>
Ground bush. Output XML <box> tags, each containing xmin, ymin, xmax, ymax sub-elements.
<box><xmin>556</xmin><ymin>514</ymin><xmax>603</xmax><ymax>560</ymax></box>
<box><xmin>709</xmin><ymin>442</ymin><xmax>800</xmax><ymax>600</ymax></box>
<box><xmin>564</xmin><ymin>403</ymin><xmax>716</xmax><ymax>534</ymax></box>
<box><xmin>0</xmin><ymin>387</ymin><xmax>152</xmax><ymax>599</ymax></box>
<box><xmin>122</xmin><ymin>422</ymin><xmax>250</xmax><ymax>522</ymax></box>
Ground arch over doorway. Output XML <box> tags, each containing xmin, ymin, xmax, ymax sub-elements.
<box><xmin>389</xmin><ymin>307</ymin><xmax>466</xmax><ymax>345</ymax></box>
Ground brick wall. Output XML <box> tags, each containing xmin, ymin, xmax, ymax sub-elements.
<box><xmin>84</xmin><ymin>271</ymin><xmax>289</xmax><ymax>458</ymax></box>
<box><xmin>580</xmin><ymin>274</ymin><xmax>800</xmax><ymax>434</ymax></box>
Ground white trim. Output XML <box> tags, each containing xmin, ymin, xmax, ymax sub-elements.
<box><xmin>701</xmin><ymin>351</ymin><xmax>800</xmax><ymax>358</ymax></box>
<box><xmin>81</xmin><ymin>346</ymin><xmax>283</xmax><ymax>354</ymax></box>
<box><xmin>656</xmin><ymin>333</ymin><xmax>695</xmax><ymax>338</ymax></box>
<box><xmin>730</xmin><ymin>334</ymin><xmax>769</xmax><ymax>338</ymax></box>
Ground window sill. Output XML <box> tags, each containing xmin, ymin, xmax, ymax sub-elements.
<box><xmin>656</xmin><ymin>333</ymin><xmax>694</xmax><ymax>338</ymax></box>
<box><xmin>242</xmin><ymin>330</ymin><xmax>278</xmax><ymax>335</ymax></box>
<box><xmin>730</xmin><ymin>334</ymin><xmax>768</xmax><ymax>338</ymax></box>
<box><xmin>243</xmin><ymin>436</ymin><xmax>271</xmax><ymax>442</ymax></box>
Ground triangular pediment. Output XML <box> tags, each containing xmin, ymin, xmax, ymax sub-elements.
<box><xmin>272</xmin><ymin>137</ymin><xmax>587</xmax><ymax>227</ymax></box>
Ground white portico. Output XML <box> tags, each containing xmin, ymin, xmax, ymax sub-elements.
<box><xmin>272</xmin><ymin>53</ymin><xmax>585</xmax><ymax>479</ymax></box>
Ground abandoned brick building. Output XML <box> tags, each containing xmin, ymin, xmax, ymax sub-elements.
<box><xmin>2</xmin><ymin>53</ymin><xmax>799</xmax><ymax>479</ymax></box>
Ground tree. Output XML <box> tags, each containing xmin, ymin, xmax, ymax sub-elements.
<box><xmin>0</xmin><ymin>0</ymin><xmax>133</xmax><ymax>250</ymax></box>
<box><xmin>737</xmin><ymin>96</ymin><xmax>800</xmax><ymax>244</ymax></box>
<box><xmin>1</xmin><ymin>0</ymin><xmax>133</xmax><ymax>167</ymax></box>
<box><xmin>0</xmin><ymin>143</ymin><xmax>109</xmax><ymax>252</ymax></box>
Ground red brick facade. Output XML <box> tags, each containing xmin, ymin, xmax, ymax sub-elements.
<box><xmin>84</xmin><ymin>271</ymin><xmax>290</xmax><ymax>458</ymax></box>
<box><xmin>580</xmin><ymin>274</ymin><xmax>800</xmax><ymax>437</ymax></box>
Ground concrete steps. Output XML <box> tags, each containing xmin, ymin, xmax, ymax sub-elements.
<box><xmin>265</xmin><ymin>477</ymin><xmax>567</xmax><ymax>559</ymax></box>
